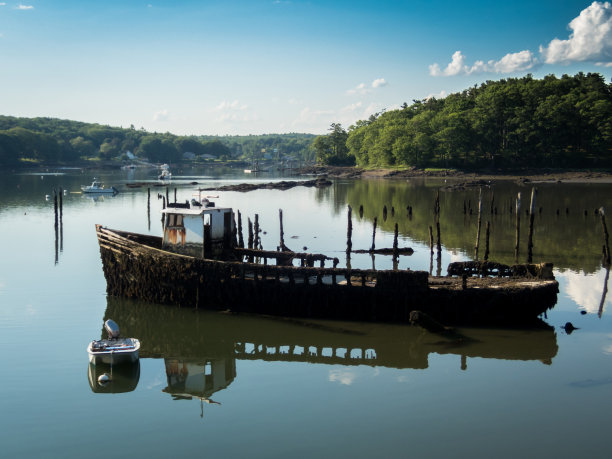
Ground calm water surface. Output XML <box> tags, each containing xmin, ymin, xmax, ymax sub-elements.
<box><xmin>1</xmin><ymin>167</ymin><xmax>611</xmax><ymax>458</ymax></box>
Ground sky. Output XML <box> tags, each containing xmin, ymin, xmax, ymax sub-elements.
<box><xmin>1</xmin><ymin>0</ymin><xmax>611</xmax><ymax>136</ymax></box>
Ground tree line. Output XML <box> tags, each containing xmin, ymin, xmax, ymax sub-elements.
<box><xmin>314</xmin><ymin>72</ymin><xmax>612</xmax><ymax>169</ymax></box>
<box><xmin>0</xmin><ymin>116</ymin><xmax>316</xmax><ymax>167</ymax></box>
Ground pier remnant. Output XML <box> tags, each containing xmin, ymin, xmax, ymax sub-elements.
<box><xmin>600</xmin><ymin>207</ymin><xmax>610</xmax><ymax>266</ymax></box>
<box><xmin>527</xmin><ymin>188</ymin><xmax>537</xmax><ymax>263</ymax></box>
<box><xmin>515</xmin><ymin>192</ymin><xmax>521</xmax><ymax>261</ymax></box>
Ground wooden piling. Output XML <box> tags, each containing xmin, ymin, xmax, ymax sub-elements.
<box><xmin>174</xmin><ymin>187</ymin><xmax>177</xmax><ymax>203</ymax></box>
<box><xmin>237</xmin><ymin>211</ymin><xmax>244</xmax><ymax>248</ymax></box>
<box><xmin>484</xmin><ymin>221</ymin><xmax>490</xmax><ymax>261</ymax></box>
<box><xmin>600</xmin><ymin>207</ymin><xmax>611</xmax><ymax>266</ymax></box>
<box><xmin>527</xmin><ymin>187</ymin><xmax>537</xmax><ymax>263</ymax></box>
<box><xmin>254</xmin><ymin>214</ymin><xmax>260</xmax><ymax>250</ymax></box>
<box><xmin>393</xmin><ymin>222</ymin><xmax>399</xmax><ymax>260</ymax></box>
<box><xmin>474</xmin><ymin>187</ymin><xmax>482</xmax><ymax>259</ymax></box>
<box><xmin>436</xmin><ymin>221</ymin><xmax>441</xmax><ymax>255</ymax></box>
<box><xmin>59</xmin><ymin>187</ymin><xmax>63</xmax><ymax>223</ymax></box>
<box><xmin>515</xmin><ymin>192</ymin><xmax>521</xmax><ymax>261</ymax></box>
<box><xmin>370</xmin><ymin>217</ymin><xmax>377</xmax><ymax>252</ymax></box>
<box><xmin>428</xmin><ymin>225</ymin><xmax>434</xmax><ymax>254</ymax></box>
<box><xmin>383</xmin><ymin>205</ymin><xmax>388</xmax><ymax>221</ymax></box>
<box><xmin>346</xmin><ymin>205</ymin><xmax>353</xmax><ymax>255</ymax></box>
<box><xmin>165</xmin><ymin>186</ymin><xmax>169</xmax><ymax>204</ymax></box>
<box><xmin>53</xmin><ymin>189</ymin><xmax>58</xmax><ymax>230</ymax></box>
<box><xmin>248</xmin><ymin>218</ymin><xmax>254</xmax><ymax>249</ymax></box>
<box><xmin>279</xmin><ymin>209</ymin><xmax>286</xmax><ymax>250</ymax></box>
<box><xmin>359</xmin><ymin>205</ymin><xmax>363</xmax><ymax>218</ymax></box>
<box><xmin>147</xmin><ymin>188</ymin><xmax>151</xmax><ymax>231</ymax></box>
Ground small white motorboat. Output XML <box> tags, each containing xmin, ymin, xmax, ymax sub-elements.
<box><xmin>87</xmin><ymin>319</ymin><xmax>140</xmax><ymax>365</ymax></box>
<box><xmin>81</xmin><ymin>179</ymin><xmax>118</xmax><ymax>194</ymax></box>
<box><xmin>158</xmin><ymin>169</ymin><xmax>172</xmax><ymax>180</ymax></box>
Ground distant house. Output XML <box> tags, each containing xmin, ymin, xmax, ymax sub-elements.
<box><xmin>126</xmin><ymin>151</ymin><xmax>136</xmax><ymax>160</ymax></box>
<box><xmin>183</xmin><ymin>152</ymin><xmax>196</xmax><ymax>160</ymax></box>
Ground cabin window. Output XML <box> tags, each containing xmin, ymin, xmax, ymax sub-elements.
<box><xmin>167</xmin><ymin>214</ymin><xmax>184</xmax><ymax>228</ymax></box>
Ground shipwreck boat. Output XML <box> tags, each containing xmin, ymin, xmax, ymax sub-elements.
<box><xmin>95</xmin><ymin>201</ymin><xmax>559</xmax><ymax>326</ymax></box>
<box><xmin>87</xmin><ymin>319</ymin><xmax>140</xmax><ymax>365</ymax></box>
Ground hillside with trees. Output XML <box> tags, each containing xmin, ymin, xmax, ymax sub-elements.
<box><xmin>314</xmin><ymin>72</ymin><xmax>612</xmax><ymax>169</ymax></box>
<box><xmin>0</xmin><ymin>115</ymin><xmax>315</xmax><ymax>167</ymax></box>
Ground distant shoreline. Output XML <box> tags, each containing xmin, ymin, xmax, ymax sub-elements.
<box><xmin>296</xmin><ymin>165</ymin><xmax>612</xmax><ymax>184</ymax></box>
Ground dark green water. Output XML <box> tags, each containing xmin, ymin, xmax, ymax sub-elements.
<box><xmin>0</xmin><ymin>167</ymin><xmax>611</xmax><ymax>458</ymax></box>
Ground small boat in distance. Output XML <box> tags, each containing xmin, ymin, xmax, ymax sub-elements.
<box><xmin>81</xmin><ymin>179</ymin><xmax>118</xmax><ymax>194</ymax></box>
<box><xmin>158</xmin><ymin>164</ymin><xmax>172</xmax><ymax>180</ymax></box>
<box><xmin>87</xmin><ymin>319</ymin><xmax>140</xmax><ymax>365</ymax></box>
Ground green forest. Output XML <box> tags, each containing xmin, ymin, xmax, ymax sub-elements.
<box><xmin>314</xmin><ymin>72</ymin><xmax>612</xmax><ymax>169</ymax></box>
<box><xmin>0</xmin><ymin>116</ymin><xmax>316</xmax><ymax>167</ymax></box>
<box><xmin>1</xmin><ymin>72</ymin><xmax>611</xmax><ymax>170</ymax></box>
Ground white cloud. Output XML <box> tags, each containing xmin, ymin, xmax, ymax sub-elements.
<box><xmin>211</xmin><ymin>100</ymin><xmax>258</xmax><ymax>123</ymax></box>
<box><xmin>429</xmin><ymin>50</ymin><xmax>467</xmax><ymax>76</ymax></box>
<box><xmin>491</xmin><ymin>50</ymin><xmax>538</xmax><ymax>73</ymax></box>
<box><xmin>426</xmin><ymin>90</ymin><xmax>448</xmax><ymax>100</ymax></box>
<box><xmin>213</xmin><ymin>100</ymin><xmax>247</xmax><ymax>112</ymax></box>
<box><xmin>347</xmin><ymin>78</ymin><xmax>388</xmax><ymax>95</ymax></box>
<box><xmin>153</xmin><ymin>109</ymin><xmax>169</xmax><ymax>122</ymax></box>
<box><xmin>372</xmin><ymin>78</ymin><xmax>387</xmax><ymax>88</ymax></box>
<box><xmin>556</xmin><ymin>269</ymin><xmax>611</xmax><ymax>314</ymax></box>
<box><xmin>0</xmin><ymin>3</ymin><xmax>7</xmax><ymax>6</ymax></box>
<box><xmin>430</xmin><ymin>50</ymin><xmax>537</xmax><ymax>77</ymax></box>
<box><xmin>16</xmin><ymin>4</ymin><xmax>34</xmax><ymax>10</ymax></box>
<box><xmin>329</xmin><ymin>369</ymin><xmax>356</xmax><ymax>385</ymax></box>
<box><xmin>540</xmin><ymin>1</ymin><xmax>612</xmax><ymax>65</ymax></box>
<box><xmin>347</xmin><ymin>82</ymin><xmax>369</xmax><ymax>95</ymax></box>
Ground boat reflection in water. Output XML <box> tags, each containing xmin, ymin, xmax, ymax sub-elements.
<box><xmin>103</xmin><ymin>296</ymin><xmax>559</xmax><ymax>403</ymax></box>
<box><xmin>163</xmin><ymin>359</ymin><xmax>231</xmax><ymax>417</ymax></box>
<box><xmin>87</xmin><ymin>361</ymin><xmax>140</xmax><ymax>394</ymax></box>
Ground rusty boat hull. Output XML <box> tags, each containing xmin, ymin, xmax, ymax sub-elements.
<box><xmin>96</xmin><ymin>225</ymin><xmax>559</xmax><ymax>326</ymax></box>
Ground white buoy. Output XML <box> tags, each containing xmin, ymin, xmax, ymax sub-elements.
<box><xmin>98</xmin><ymin>373</ymin><xmax>110</xmax><ymax>385</ymax></box>
<box><xmin>45</xmin><ymin>195</ymin><xmax>50</xmax><ymax>200</ymax></box>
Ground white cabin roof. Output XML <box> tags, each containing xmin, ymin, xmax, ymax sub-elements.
<box><xmin>161</xmin><ymin>206</ymin><xmax>232</xmax><ymax>216</ymax></box>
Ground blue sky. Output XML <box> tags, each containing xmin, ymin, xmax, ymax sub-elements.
<box><xmin>1</xmin><ymin>1</ymin><xmax>611</xmax><ymax>135</ymax></box>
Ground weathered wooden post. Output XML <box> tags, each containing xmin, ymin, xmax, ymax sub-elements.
<box><xmin>254</xmin><ymin>214</ymin><xmax>260</xmax><ymax>250</ymax></box>
<box><xmin>174</xmin><ymin>187</ymin><xmax>177</xmax><ymax>203</ymax></box>
<box><xmin>53</xmin><ymin>188</ymin><xmax>58</xmax><ymax>230</ymax></box>
<box><xmin>147</xmin><ymin>188</ymin><xmax>151</xmax><ymax>230</ymax></box>
<box><xmin>393</xmin><ymin>223</ymin><xmax>399</xmax><ymax>261</ymax></box>
<box><xmin>279</xmin><ymin>209</ymin><xmax>286</xmax><ymax>250</ymax></box>
<box><xmin>436</xmin><ymin>221</ymin><xmax>441</xmax><ymax>256</ymax></box>
<box><xmin>166</xmin><ymin>186</ymin><xmax>169</xmax><ymax>204</ymax></box>
<box><xmin>484</xmin><ymin>221</ymin><xmax>490</xmax><ymax>261</ymax></box>
<box><xmin>383</xmin><ymin>205</ymin><xmax>388</xmax><ymax>222</ymax></box>
<box><xmin>370</xmin><ymin>217</ymin><xmax>377</xmax><ymax>252</ymax></box>
<box><xmin>527</xmin><ymin>187</ymin><xmax>537</xmax><ymax>263</ymax></box>
<box><xmin>346</xmin><ymin>205</ymin><xmax>353</xmax><ymax>255</ymax></box>
<box><xmin>237</xmin><ymin>210</ymin><xmax>244</xmax><ymax>248</ymax></box>
<box><xmin>359</xmin><ymin>205</ymin><xmax>364</xmax><ymax>219</ymax></box>
<box><xmin>474</xmin><ymin>187</ymin><xmax>482</xmax><ymax>259</ymax></box>
<box><xmin>600</xmin><ymin>207</ymin><xmax>611</xmax><ymax>266</ymax></box>
<box><xmin>515</xmin><ymin>192</ymin><xmax>521</xmax><ymax>261</ymax></box>
<box><xmin>429</xmin><ymin>225</ymin><xmax>434</xmax><ymax>254</ymax></box>
<box><xmin>53</xmin><ymin>188</ymin><xmax>59</xmax><ymax>265</ymax></box>
<box><xmin>248</xmin><ymin>218</ymin><xmax>254</xmax><ymax>249</ymax></box>
<box><xmin>59</xmin><ymin>187</ymin><xmax>63</xmax><ymax>223</ymax></box>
